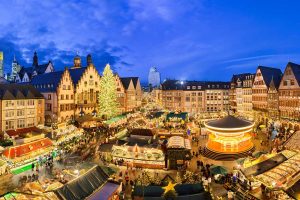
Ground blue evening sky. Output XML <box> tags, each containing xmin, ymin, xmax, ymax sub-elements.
<box><xmin>0</xmin><ymin>0</ymin><xmax>300</xmax><ymax>84</ymax></box>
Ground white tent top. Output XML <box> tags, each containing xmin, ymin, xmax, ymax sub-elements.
<box><xmin>167</xmin><ymin>136</ymin><xmax>191</xmax><ymax>149</ymax></box>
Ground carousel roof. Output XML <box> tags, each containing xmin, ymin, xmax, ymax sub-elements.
<box><xmin>205</xmin><ymin>115</ymin><xmax>253</xmax><ymax>129</ymax></box>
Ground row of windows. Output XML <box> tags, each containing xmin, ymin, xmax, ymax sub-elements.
<box><xmin>279</xmin><ymin>101</ymin><xmax>299</xmax><ymax>107</ymax></box>
<box><xmin>60</xmin><ymin>94</ymin><xmax>74</xmax><ymax>100</ymax></box>
<box><xmin>5</xmin><ymin>100</ymin><xmax>35</xmax><ymax>107</ymax></box>
<box><xmin>5</xmin><ymin>118</ymin><xmax>34</xmax><ymax>130</ymax></box>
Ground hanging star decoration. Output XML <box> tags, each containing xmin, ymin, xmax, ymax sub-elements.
<box><xmin>162</xmin><ymin>181</ymin><xmax>177</xmax><ymax>194</ymax></box>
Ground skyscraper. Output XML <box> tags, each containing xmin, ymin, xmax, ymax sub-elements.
<box><xmin>148</xmin><ymin>67</ymin><xmax>161</xmax><ymax>88</ymax></box>
<box><xmin>0</xmin><ymin>52</ymin><xmax>3</xmax><ymax>77</ymax></box>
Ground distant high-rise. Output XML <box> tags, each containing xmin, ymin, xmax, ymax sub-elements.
<box><xmin>0</xmin><ymin>52</ymin><xmax>3</xmax><ymax>77</ymax></box>
<box><xmin>148</xmin><ymin>67</ymin><xmax>161</xmax><ymax>88</ymax></box>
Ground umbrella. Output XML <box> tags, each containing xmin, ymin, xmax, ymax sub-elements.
<box><xmin>252</xmin><ymin>151</ymin><xmax>266</xmax><ymax>158</ymax></box>
<box><xmin>209</xmin><ymin>165</ymin><xmax>228</xmax><ymax>175</ymax></box>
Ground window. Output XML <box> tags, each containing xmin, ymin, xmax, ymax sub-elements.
<box><xmin>71</xmin><ymin>95</ymin><xmax>74</xmax><ymax>100</ymax></box>
<box><xmin>198</xmin><ymin>86</ymin><xmax>201</xmax><ymax>89</ymax></box>
<box><xmin>46</xmin><ymin>103</ymin><xmax>52</xmax><ymax>111</ymax></box>
<box><xmin>68</xmin><ymin>85</ymin><xmax>71</xmax><ymax>90</ymax></box>
<box><xmin>28</xmin><ymin>109</ymin><xmax>35</xmax><ymax>115</ymax></box>
<box><xmin>28</xmin><ymin>100</ymin><xmax>34</xmax><ymax>106</ymax></box>
<box><xmin>90</xmin><ymin>75</ymin><xmax>93</xmax><ymax>79</ymax></box>
<box><xmin>5</xmin><ymin>120</ymin><xmax>14</xmax><ymax>130</ymax></box>
<box><xmin>61</xmin><ymin>95</ymin><xmax>64</xmax><ymax>100</ymax></box>
<box><xmin>17</xmin><ymin>110</ymin><xmax>24</xmax><ymax>116</ymax></box>
<box><xmin>187</xmin><ymin>86</ymin><xmax>190</xmax><ymax>89</ymax></box>
<box><xmin>66</xmin><ymin>104</ymin><xmax>69</xmax><ymax>110</ymax></box>
<box><xmin>291</xmin><ymin>80</ymin><xmax>295</xmax><ymax>85</ymax></box>
<box><xmin>284</xmin><ymin>81</ymin><xmax>287</xmax><ymax>86</ymax></box>
<box><xmin>48</xmin><ymin>94</ymin><xmax>51</xmax><ymax>100</ymax></box>
<box><xmin>192</xmin><ymin>86</ymin><xmax>196</xmax><ymax>89</ymax></box>
<box><xmin>63</xmin><ymin>85</ymin><xmax>66</xmax><ymax>90</ymax></box>
<box><xmin>17</xmin><ymin>119</ymin><xmax>25</xmax><ymax>128</ymax></box>
<box><xmin>5</xmin><ymin>101</ymin><xmax>13</xmax><ymax>107</ymax></box>
<box><xmin>60</xmin><ymin>104</ymin><xmax>64</xmax><ymax>111</ymax></box>
<box><xmin>66</xmin><ymin>95</ymin><xmax>69</xmax><ymax>100</ymax></box>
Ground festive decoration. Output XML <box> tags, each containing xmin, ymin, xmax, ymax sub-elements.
<box><xmin>175</xmin><ymin>172</ymin><xmax>182</xmax><ymax>184</ymax></box>
<box><xmin>98</xmin><ymin>64</ymin><xmax>119</xmax><ymax>119</ymax></box>
<box><xmin>183</xmin><ymin>170</ymin><xmax>196</xmax><ymax>184</ymax></box>
<box><xmin>162</xmin><ymin>181</ymin><xmax>177</xmax><ymax>194</ymax></box>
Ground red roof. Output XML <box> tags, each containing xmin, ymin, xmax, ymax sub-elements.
<box><xmin>2</xmin><ymin>138</ymin><xmax>53</xmax><ymax>159</ymax></box>
<box><xmin>6</xmin><ymin>127</ymin><xmax>42</xmax><ymax>137</ymax></box>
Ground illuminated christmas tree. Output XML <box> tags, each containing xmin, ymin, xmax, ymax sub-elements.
<box><xmin>98</xmin><ymin>64</ymin><xmax>119</xmax><ymax>119</ymax></box>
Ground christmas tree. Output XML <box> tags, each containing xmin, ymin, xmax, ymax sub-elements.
<box><xmin>98</xmin><ymin>64</ymin><xmax>119</xmax><ymax>119</ymax></box>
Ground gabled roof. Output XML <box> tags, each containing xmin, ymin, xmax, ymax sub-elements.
<box><xmin>257</xmin><ymin>66</ymin><xmax>282</xmax><ymax>88</ymax></box>
<box><xmin>120</xmin><ymin>77</ymin><xmax>133</xmax><ymax>90</ymax></box>
<box><xmin>120</xmin><ymin>77</ymin><xmax>140</xmax><ymax>90</ymax></box>
<box><xmin>69</xmin><ymin>67</ymin><xmax>87</xmax><ymax>86</ymax></box>
<box><xmin>287</xmin><ymin>62</ymin><xmax>300</xmax><ymax>86</ymax></box>
<box><xmin>231</xmin><ymin>73</ymin><xmax>253</xmax><ymax>83</ymax></box>
<box><xmin>0</xmin><ymin>84</ymin><xmax>44</xmax><ymax>100</ymax></box>
<box><xmin>31</xmin><ymin>70</ymin><xmax>65</xmax><ymax>92</ymax></box>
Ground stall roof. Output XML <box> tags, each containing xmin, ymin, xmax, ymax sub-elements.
<box><xmin>87</xmin><ymin>181</ymin><xmax>120</xmax><ymax>200</ymax></box>
<box><xmin>241</xmin><ymin>153</ymin><xmax>288</xmax><ymax>177</ymax></box>
<box><xmin>2</xmin><ymin>138</ymin><xmax>53</xmax><ymax>159</ymax></box>
<box><xmin>6</xmin><ymin>126</ymin><xmax>43</xmax><ymax>137</ymax></box>
<box><xmin>105</xmin><ymin>115</ymin><xmax>126</xmax><ymax>125</ymax></box>
<box><xmin>286</xmin><ymin>179</ymin><xmax>300</xmax><ymax>200</ymax></box>
<box><xmin>166</xmin><ymin>112</ymin><xmax>188</xmax><ymax>121</ymax></box>
<box><xmin>54</xmin><ymin>165</ymin><xmax>109</xmax><ymax>200</ymax></box>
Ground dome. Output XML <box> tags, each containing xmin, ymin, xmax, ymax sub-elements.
<box><xmin>205</xmin><ymin>115</ymin><xmax>253</xmax><ymax>129</ymax></box>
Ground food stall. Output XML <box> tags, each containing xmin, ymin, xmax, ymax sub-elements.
<box><xmin>111</xmin><ymin>145</ymin><xmax>165</xmax><ymax>169</ymax></box>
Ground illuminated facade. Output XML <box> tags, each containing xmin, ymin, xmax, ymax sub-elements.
<box><xmin>205</xmin><ymin>115</ymin><xmax>254</xmax><ymax>153</ymax></box>
<box><xmin>279</xmin><ymin>62</ymin><xmax>300</xmax><ymax>121</ymax></box>
<box><xmin>160</xmin><ymin>80</ymin><xmax>230</xmax><ymax>114</ymax></box>
<box><xmin>0</xmin><ymin>84</ymin><xmax>45</xmax><ymax>131</ymax></box>
<box><xmin>252</xmin><ymin>66</ymin><xmax>282</xmax><ymax>123</ymax></box>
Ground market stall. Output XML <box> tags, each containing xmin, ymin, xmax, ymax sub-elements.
<box><xmin>111</xmin><ymin>145</ymin><xmax>165</xmax><ymax>169</ymax></box>
<box><xmin>166</xmin><ymin>136</ymin><xmax>192</xmax><ymax>169</ymax></box>
<box><xmin>254</xmin><ymin>153</ymin><xmax>300</xmax><ymax>189</ymax></box>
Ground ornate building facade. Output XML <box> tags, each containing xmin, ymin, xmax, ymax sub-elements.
<box><xmin>252</xmin><ymin>66</ymin><xmax>282</xmax><ymax>124</ymax></box>
<box><xmin>279</xmin><ymin>62</ymin><xmax>300</xmax><ymax>121</ymax></box>
<box><xmin>31</xmin><ymin>54</ymin><xmax>142</xmax><ymax>124</ymax></box>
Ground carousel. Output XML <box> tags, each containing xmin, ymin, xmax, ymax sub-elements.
<box><xmin>204</xmin><ymin>115</ymin><xmax>255</xmax><ymax>159</ymax></box>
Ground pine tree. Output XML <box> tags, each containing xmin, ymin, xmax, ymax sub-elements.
<box><xmin>98</xmin><ymin>64</ymin><xmax>119</xmax><ymax>119</ymax></box>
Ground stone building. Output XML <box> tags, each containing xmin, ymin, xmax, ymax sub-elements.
<box><xmin>7</xmin><ymin>52</ymin><xmax>54</xmax><ymax>83</ymax></box>
<box><xmin>31</xmin><ymin>68</ymin><xmax>75</xmax><ymax>125</ymax></box>
<box><xmin>278</xmin><ymin>62</ymin><xmax>300</xmax><ymax>121</ymax></box>
<box><xmin>31</xmin><ymin>54</ymin><xmax>142</xmax><ymax>124</ymax></box>
<box><xmin>252</xmin><ymin>66</ymin><xmax>282</xmax><ymax>124</ymax></box>
<box><xmin>0</xmin><ymin>84</ymin><xmax>44</xmax><ymax>131</ymax></box>
<box><xmin>242</xmin><ymin>74</ymin><xmax>255</xmax><ymax>119</ymax></box>
<box><xmin>229</xmin><ymin>73</ymin><xmax>253</xmax><ymax>114</ymax></box>
<box><xmin>160</xmin><ymin>80</ymin><xmax>230</xmax><ymax>114</ymax></box>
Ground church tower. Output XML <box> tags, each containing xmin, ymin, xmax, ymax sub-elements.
<box><xmin>33</xmin><ymin>51</ymin><xmax>38</xmax><ymax>67</ymax></box>
<box><xmin>0</xmin><ymin>52</ymin><xmax>3</xmax><ymax>78</ymax></box>
<box><xmin>87</xmin><ymin>54</ymin><xmax>92</xmax><ymax>66</ymax></box>
<box><xmin>73</xmin><ymin>52</ymin><xmax>81</xmax><ymax>68</ymax></box>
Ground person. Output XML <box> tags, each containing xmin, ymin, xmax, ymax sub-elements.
<box><xmin>208</xmin><ymin>176</ymin><xmax>212</xmax><ymax>190</ymax></box>
<box><xmin>227</xmin><ymin>190</ymin><xmax>234</xmax><ymax>200</ymax></box>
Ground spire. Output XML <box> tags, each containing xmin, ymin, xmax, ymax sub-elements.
<box><xmin>33</xmin><ymin>51</ymin><xmax>38</xmax><ymax>67</ymax></box>
<box><xmin>87</xmin><ymin>54</ymin><xmax>92</xmax><ymax>66</ymax></box>
<box><xmin>73</xmin><ymin>52</ymin><xmax>81</xmax><ymax>68</ymax></box>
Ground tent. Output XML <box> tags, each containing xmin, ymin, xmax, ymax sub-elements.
<box><xmin>252</xmin><ymin>151</ymin><xmax>266</xmax><ymax>158</ymax></box>
<box><xmin>209</xmin><ymin>165</ymin><xmax>228</xmax><ymax>175</ymax></box>
<box><xmin>54</xmin><ymin>166</ymin><xmax>110</xmax><ymax>200</ymax></box>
